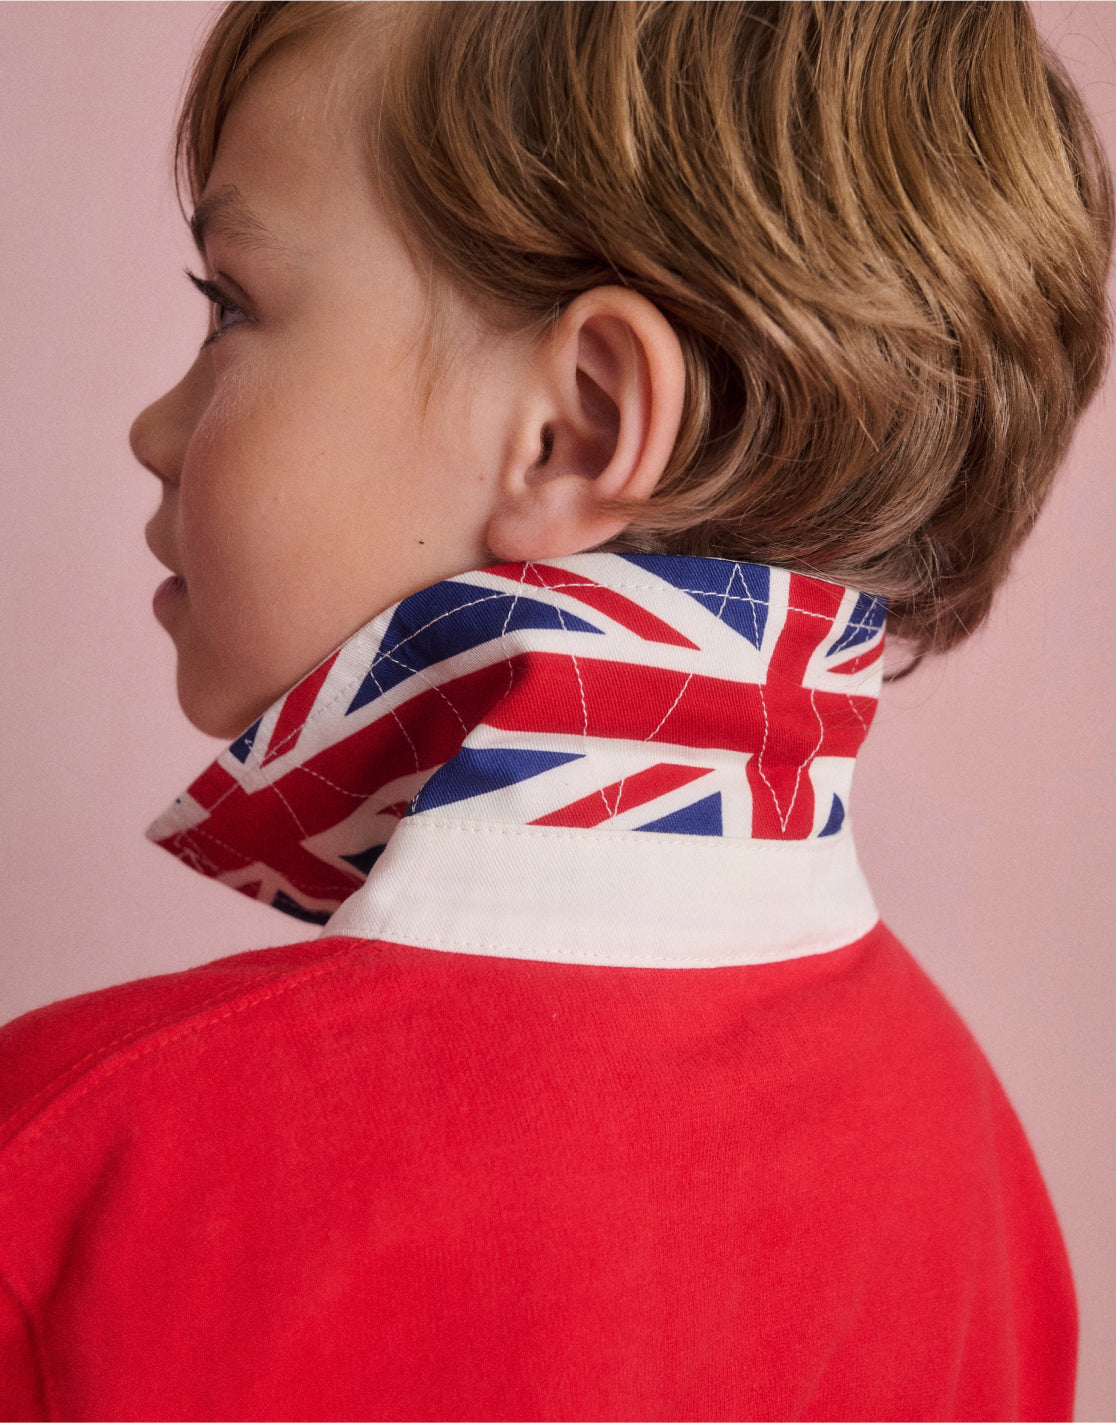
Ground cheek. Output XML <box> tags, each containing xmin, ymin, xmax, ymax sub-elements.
<box><xmin>177</xmin><ymin>366</ymin><xmax>303</xmax><ymax>582</ymax></box>
<box><xmin>172</xmin><ymin>433</ymin><xmax>370</xmax><ymax>709</ymax></box>
<box><xmin>162</xmin><ymin>334</ymin><xmax>494</xmax><ymax>735</ymax></box>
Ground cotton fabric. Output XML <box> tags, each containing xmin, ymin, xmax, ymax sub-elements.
<box><xmin>0</xmin><ymin>556</ymin><xmax>1075</xmax><ymax>1421</ymax></box>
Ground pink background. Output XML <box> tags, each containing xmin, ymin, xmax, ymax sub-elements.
<box><xmin>1</xmin><ymin>3</ymin><xmax>1113</xmax><ymax>1415</ymax></box>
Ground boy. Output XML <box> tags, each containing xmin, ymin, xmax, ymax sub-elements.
<box><xmin>1</xmin><ymin>2</ymin><xmax>1110</xmax><ymax>1418</ymax></box>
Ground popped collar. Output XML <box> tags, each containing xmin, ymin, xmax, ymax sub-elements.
<box><xmin>149</xmin><ymin>552</ymin><xmax>887</xmax><ymax>968</ymax></box>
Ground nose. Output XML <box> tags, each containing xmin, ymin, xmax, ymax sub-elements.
<box><xmin>129</xmin><ymin>359</ymin><xmax>206</xmax><ymax>486</ymax></box>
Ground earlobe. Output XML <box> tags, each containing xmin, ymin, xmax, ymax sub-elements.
<box><xmin>486</xmin><ymin>287</ymin><xmax>685</xmax><ymax>561</ymax></box>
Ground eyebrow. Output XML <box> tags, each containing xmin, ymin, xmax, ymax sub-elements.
<box><xmin>189</xmin><ymin>185</ymin><xmax>281</xmax><ymax>257</ymax></box>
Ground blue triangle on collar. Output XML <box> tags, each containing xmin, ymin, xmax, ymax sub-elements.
<box><xmin>410</xmin><ymin>746</ymin><xmax>584</xmax><ymax>814</ymax></box>
<box><xmin>347</xmin><ymin>579</ymin><xmax>605</xmax><ymax>715</ymax></box>
<box><xmin>616</xmin><ymin>554</ymin><xmax>770</xmax><ymax>649</ymax></box>
<box><xmin>635</xmin><ymin>791</ymin><xmax>723</xmax><ymax>837</ymax></box>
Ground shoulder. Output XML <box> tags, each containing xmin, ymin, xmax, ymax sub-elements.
<box><xmin>0</xmin><ymin>936</ymin><xmax>367</xmax><ymax>1151</ymax></box>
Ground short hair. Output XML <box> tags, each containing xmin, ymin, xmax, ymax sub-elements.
<box><xmin>176</xmin><ymin>0</ymin><xmax>1113</xmax><ymax>663</ymax></box>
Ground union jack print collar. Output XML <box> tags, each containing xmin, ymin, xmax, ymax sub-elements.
<box><xmin>149</xmin><ymin>553</ymin><xmax>888</xmax><ymax>968</ymax></box>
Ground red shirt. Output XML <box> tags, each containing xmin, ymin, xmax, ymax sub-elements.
<box><xmin>0</xmin><ymin>556</ymin><xmax>1076</xmax><ymax>1418</ymax></box>
<box><xmin>0</xmin><ymin>925</ymin><xmax>1074</xmax><ymax>1420</ymax></box>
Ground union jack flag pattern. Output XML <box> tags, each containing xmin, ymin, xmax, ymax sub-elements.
<box><xmin>148</xmin><ymin>553</ymin><xmax>887</xmax><ymax>925</ymax></box>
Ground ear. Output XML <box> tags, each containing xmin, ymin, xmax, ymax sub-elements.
<box><xmin>485</xmin><ymin>287</ymin><xmax>685</xmax><ymax>561</ymax></box>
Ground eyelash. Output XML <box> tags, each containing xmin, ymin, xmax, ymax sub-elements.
<box><xmin>186</xmin><ymin>269</ymin><xmax>247</xmax><ymax>347</ymax></box>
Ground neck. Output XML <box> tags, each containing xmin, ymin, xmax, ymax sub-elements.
<box><xmin>150</xmin><ymin>553</ymin><xmax>886</xmax><ymax>967</ymax></box>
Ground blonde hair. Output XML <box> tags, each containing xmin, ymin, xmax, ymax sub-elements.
<box><xmin>177</xmin><ymin>1</ymin><xmax>1113</xmax><ymax>662</ymax></box>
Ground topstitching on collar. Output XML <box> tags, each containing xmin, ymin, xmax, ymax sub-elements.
<box><xmin>148</xmin><ymin>553</ymin><xmax>886</xmax><ymax>963</ymax></box>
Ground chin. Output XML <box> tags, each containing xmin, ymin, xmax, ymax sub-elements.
<box><xmin>176</xmin><ymin>669</ymin><xmax>264</xmax><ymax>743</ymax></box>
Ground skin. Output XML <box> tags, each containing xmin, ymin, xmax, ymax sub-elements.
<box><xmin>132</xmin><ymin>40</ymin><xmax>685</xmax><ymax>740</ymax></box>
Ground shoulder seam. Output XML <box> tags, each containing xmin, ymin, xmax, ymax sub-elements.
<box><xmin>0</xmin><ymin>937</ymin><xmax>365</xmax><ymax>1166</ymax></box>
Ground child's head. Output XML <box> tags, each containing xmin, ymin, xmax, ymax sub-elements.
<box><xmin>134</xmin><ymin>0</ymin><xmax>1112</xmax><ymax>737</ymax></box>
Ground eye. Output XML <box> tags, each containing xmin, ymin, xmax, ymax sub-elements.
<box><xmin>185</xmin><ymin>269</ymin><xmax>248</xmax><ymax>347</ymax></box>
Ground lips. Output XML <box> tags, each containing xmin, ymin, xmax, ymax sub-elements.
<box><xmin>152</xmin><ymin>574</ymin><xmax>187</xmax><ymax>625</ymax></box>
